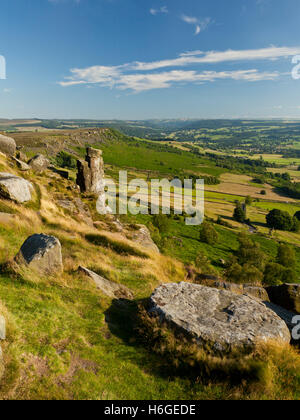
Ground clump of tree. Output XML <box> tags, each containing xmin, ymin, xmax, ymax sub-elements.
<box><xmin>152</xmin><ymin>214</ymin><xmax>170</xmax><ymax>234</ymax></box>
<box><xmin>225</xmin><ymin>233</ymin><xmax>267</xmax><ymax>284</ymax></box>
<box><xmin>55</xmin><ymin>151</ymin><xmax>77</xmax><ymax>169</ymax></box>
<box><xmin>233</xmin><ymin>202</ymin><xmax>247</xmax><ymax>223</ymax></box>
<box><xmin>245</xmin><ymin>196</ymin><xmax>253</xmax><ymax>205</ymax></box>
<box><xmin>264</xmin><ymin>244</ymin><xmax>297</xmax><ymax>286</ymax></box>
<box><xmin>199</xmin><ymin>221</ymin><xmax>219</xmax><ymax>245</ymax></box>
<box><xmin>266</xmin><ymin>209</ymin><xmax>299</xmax><ymax>232</ymax></box>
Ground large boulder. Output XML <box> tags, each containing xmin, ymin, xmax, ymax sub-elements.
<box><xmin>149</xmin><ymin>283</ymin><xmax>290</xmax><ymax>355</ymax></box>
<box><xmin>79</xmin><ymin>266</ymin><xmax>133</xmax><ymax>299</ymax></box>
<box><xmin>28</xmin><ymin>154</ymin><xmax>50</xmax><ymax>172</ymax></box>
<box><xmin>16</xmin><ymin>234</ymin><xmax>63</xmax><ymax>275</ymax></box>
<box><xmin>0</xmin><ymin>172</ymin><xmax>33</xmax><ymax>203</ymax></box>
<box><xmin>266</xmin><ymin>284</ymin><xmax>300</xmax><ymax>314</ymax></box>
<box><xmin>0</xmin><ymin>134</ymin><xmax>16</xmax><ymax>156</ymax></box>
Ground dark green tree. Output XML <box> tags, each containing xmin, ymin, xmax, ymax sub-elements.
<box><xmin>276</xmin><ymin>243</ymin><xmax>296</xmax><ymax>268</ymax></box>
<box><xmin>199</xmin><ymin>221</ymin><xmax>219</xmax><ymax>245</ymax></box>
<box><xmin>264</xmin><ymin>262</ymin><xmax>285</xmax><ymax>286</ymax></box>
<box><xmin>233</xmin><ymin>202</ymin><xmax>246</xmax><ymax>223</ymax></box>
<box><xmin>266</xmin><ymin>209</ymin><xmax>293</xmax><ymax>231</ymax></box>
<box><xmin>152</xmin><ymin>214</ymin><xmax>170</xmax><ymax>234</ymax></box>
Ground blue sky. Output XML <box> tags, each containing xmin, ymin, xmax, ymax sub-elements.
<box><xmin>0</xmin><ymin>0</ymin><xmax>300</xmax><ymax>119</ymax></box>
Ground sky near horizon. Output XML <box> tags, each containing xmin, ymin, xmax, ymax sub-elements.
<box><xmin>0</xmin><ymin>0</ymin><xmax>300</xmax><ymax>120</ymax></box>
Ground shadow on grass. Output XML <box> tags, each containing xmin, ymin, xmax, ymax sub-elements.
<box><xmin>104</xmin><ymin>298</ymin><xmax>196</xmax><ymax>381</ymax></box>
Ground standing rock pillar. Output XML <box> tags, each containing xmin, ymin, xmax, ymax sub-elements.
<box><xmin>76</xmin><ymin>147</ymin><xmax>111</xmax><ymax>214</ymax></box>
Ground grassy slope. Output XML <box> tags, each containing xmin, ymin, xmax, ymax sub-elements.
<box><xmin>0</xmin><ymin>130</ymin><xmax>299</xmax><ymax>399</ymax></box>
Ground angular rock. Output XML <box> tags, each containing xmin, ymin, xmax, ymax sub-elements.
<box><xmin>266</xmin><ymin>284</ymin><xmax>300</xmax><ymax>314</ymax></box>
<box><xmin>79</xmin><ymin>266</ymin><xmax>133</xmax><ymax>300</ymax></box>
<box><xmin>28</xmin><ymin>154</ymin><xmax>50</xmax><ymax>172</ymax></box>
<box><xmin>204</xmin><ymin>280</ymin><xmax>269</xmax><ymax>302</ymax></box>
<box><xmin>129</xmin><ymin>225</ymin><xmax>160</xmax><ymax>253</ymax></box>
<box><xmin>0</xmin><ymin>172</ymin><xmax>33</xmax><ymax>203</ymax></box>
<box><xmin>16</xmin><ymin>150</ymin><xmax>27</xmax><ymax>162</ymax></box>
<box><xmin>0</xmin><ymin>134</ymin><xmax>16</xmax><ymax>156</ymax></box>
<box><xmin>16</xmin><ymin>234</ymin><xmax>63</xmax><ymax>275</ymax></box>
<box><xmin>12</xmin><ymin>157</ymin><xmax>30</xmax><ymax>171</ymax></box>
<box><xmin>208</xmin><ymin>280</ymin><xmax>244</xmax><ymax>295</ymax></box>
<box><xmin>243</xmin><ymin>285</ymin><xmax>269</xmax><ymax>302</ymax></box>
<box><xmin>149</xmin><ymin>283</ymin><xmax>290</xmax><ymax>355</ymax></box>
<box><xmin>264</xmin><ymin>301</ymin><xmax>297</xmax><ymax>336</ymax></box>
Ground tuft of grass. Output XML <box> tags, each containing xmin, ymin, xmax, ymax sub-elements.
<box><xmin>136</xmin><ymin>302</ymin><xmax>300</xmax><ymax>399</ymax></box>
<box><xmin>85</xmin><ymin>233</ymin><xmax>149</xmax><ymax>259</ymax></box>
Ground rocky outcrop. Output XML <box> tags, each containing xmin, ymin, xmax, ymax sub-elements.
<box><xmin>243</xmin><ymin>285</ymin><xmax>270</xmax><ymax>302</ymax></box>
<box><xmin>0</xmin><ymin>134</ymin><xmax>16</xmax><ymax>156</ymax></box>
<box><xmin>77</xmin><ymin>147</ymin><xmax>110</xmax><ymax>215</ymax></box>
<box><xmin>28</xmin><ymin>154</ymin><xmax>50</xmax><ymax>172</ymax></box>
<box><xmin>16</xmin><ymin>234</ymin><xmax>63</xmax><ymax>275</ymax></box>
<box><xmin>201</xmin><ymin>280</ymin><xmax>270</xmax><ymax>301</ymax></box>
<box><xmin>266</xmin><ymin>284</ymin><xmax>300</xmax><ymax>314</ymax></box>
<box><xmin>77</xmin><ymin>147</ymin><xmax>104</xmax><ymax>194</ymax></box>
<box><xmin>79</xmin><ymin>266</ymin><xmax>133</xmax><ymax>300</ymax></box>
<box><xmin>149</xmin><ymin>283</ymin><xmax>290</xmax><ymax>355</ymax></box>
<box><xmin>129</xmin><ymin>225</ymin><xmax>160</xmax><ymax>253</ymax></box>
<box><xmin>0</xmin><ymin>172</ymin><xmax>34</xmax><ymax>203</ymax></box>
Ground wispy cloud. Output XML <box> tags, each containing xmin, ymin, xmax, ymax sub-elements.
<box><xmin>58</xmin><ymin>45</ymin><xmax>298</xmax><ymax>93</ymax></box>
<box><xmin>150</xmin><ymin>6</ymin><xmax>168</xmax><ymax>16</ymax></box>
<box><xmin>60</xmin><ymin>68</ymin><xmax>279</xmax><ymax>92</ymax></box>
<box><xmin>181</xmin><ymin>15</ymin><xmax>211</xmax><ymax>35</ymax></box>
<box><xmin>132</xmin><ymin>46</ymin><xmax>300</xmax><ymax>71</ymax></box>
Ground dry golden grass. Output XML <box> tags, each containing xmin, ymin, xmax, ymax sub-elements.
<box><xmin>207</xmin><ymin>173</ymin><xmax>297</xmax><ymax>202</ymax></box>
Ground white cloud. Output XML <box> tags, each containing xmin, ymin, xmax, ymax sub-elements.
<box><xmin>181</xmin><ymin>15</ymin><xmax>211</xmax><ymax>35</ymax></box>
<box><xmin>150</xmin><ymin>6</ymin><xmax>168</xmax><ymax>16</ymax></box>
<box><xmin>59</xmin><ymin>45</ymin><xmax>297</xmax><ymax>93</ymax></box>
<box><xmin>59</xmin><ymin>67</ymin><xmax>279</xmax><ymax>92</ymax></box>
<box><xmin>132</xmin><ymin>46</ymin><xmax>300</xmax><ymax>71</ymax></box>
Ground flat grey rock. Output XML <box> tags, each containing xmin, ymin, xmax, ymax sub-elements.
<box><xmin>149</xmin><ymin>282</ymin><xmax>291</xmax><ymax>355</ymax></box>
<box><xmin>0</xmin><ymin>172</ymin><xmax>33</xmax><ymax>203</ymax></box>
